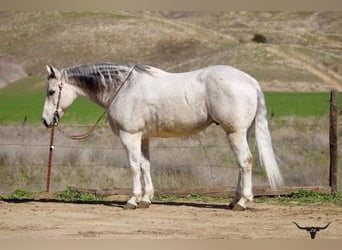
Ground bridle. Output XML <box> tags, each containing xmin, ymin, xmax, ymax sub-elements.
<box><xmin>53</xmin><ymin>82</ymin><xmax>63</xmax><ymax>127</ymax></box>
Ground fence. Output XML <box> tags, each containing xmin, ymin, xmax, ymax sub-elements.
<box><xmin>329</xmin><ymin>89</ymin><xmax>338</xmax><ymax>192</ymax></box>
<box><xmin>0</xmin><ymin>91</ymin><xmax>340</xmax><ymax>195</ymax></box>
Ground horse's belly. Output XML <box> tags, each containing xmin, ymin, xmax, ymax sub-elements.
<box><xmin>148</xmin><ymin>108</ymin><xmax>212</xmax><ymax>138</ymax></box>
<box><xmin>150</xmin><ymin>120</ymin><xmax>212</xmax><ymax>138</ymax></box>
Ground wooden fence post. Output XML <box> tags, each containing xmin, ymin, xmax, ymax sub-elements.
<box><xmin>329</xmin><ymin>89</ymin><xmax>338</xmax><ymax>192</ymax></box>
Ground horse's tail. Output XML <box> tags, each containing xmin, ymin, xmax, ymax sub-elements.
<box><xmin>254</xmin><ymin>86</ymin><xmax>283</xmax><ymax>189</ymax></box>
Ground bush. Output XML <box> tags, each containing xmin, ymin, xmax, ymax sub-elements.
<box><xmin>252</xmin><ymin>33</ymin><xmax>267</xmax><ymax>43</ymax></box>
<box><xmin>56</xmin><ymin>189</ymin><xmax>98</xmax><ymax>202</ymax></box>
<box><xmin>7</xmin><ymin>189</ymin><xmax>32</xmax><ymax>199</ymax></box>
<box><xmin>278</xmin><ymin>189</ymin><xmax>342</xmax><ymax>205</ymax></box>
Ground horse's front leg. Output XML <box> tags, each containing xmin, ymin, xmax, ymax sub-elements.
<box><xmin>119</xmin><ymin>131</ymin><xmax>143</xmax><ymax>209</ymax></box>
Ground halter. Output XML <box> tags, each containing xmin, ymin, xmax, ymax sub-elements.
<box><xmin>53</xmin><ymin>82</ymin><xmax>63</xmax><ymax>126</ymax></box>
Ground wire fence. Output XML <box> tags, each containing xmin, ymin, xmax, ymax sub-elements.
<box><xmin>0</xmin><ymin>114</ymin><xmax>340</xmax><ymax>194</ymax></box>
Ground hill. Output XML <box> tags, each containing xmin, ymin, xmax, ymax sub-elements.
<box><xmin>0</xmin><ymin>11</ymin><xmax>341</xmax><ymax>91</ymax></box>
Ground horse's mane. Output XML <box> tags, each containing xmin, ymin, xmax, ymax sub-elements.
<box><xmin>62</xmin><ymin>63</ymin><xmax>151</xmax><ymax>90</ymax></box>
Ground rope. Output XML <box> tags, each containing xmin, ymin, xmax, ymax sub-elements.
<box><xmin>67</xmin><ymin>111</ymin><xmax>106</xmax><ymax>140</ymax></box>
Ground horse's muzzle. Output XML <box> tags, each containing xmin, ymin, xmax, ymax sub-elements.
<box><xmin>42</xmin><ymin>110</ymin><xmax>60</xmax><ymax>128</ymax></box>
<box><xmin>42</xmin><ymin>117</ymin><xmax>58</xmax><ymax>128</ymax></box>
<box><xmin>42</xmin><ymin>118</ymin><xmax>52</xmax><ymax>128</ymax></box>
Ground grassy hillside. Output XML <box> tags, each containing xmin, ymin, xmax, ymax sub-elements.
<box><xmin>0</xmin><ymin>11</ymin><xmax>341</xmax><ymax>92</ymax></box>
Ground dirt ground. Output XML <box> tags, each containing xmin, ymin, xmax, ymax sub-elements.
<box><xmin>0</xmin><ymin>199</ymin><xmax>341</xmax><ymax>239</ymax></box>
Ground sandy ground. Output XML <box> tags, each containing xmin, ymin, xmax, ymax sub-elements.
<box><xmin>0</xmin><ymin>198</ymin><xmax>341</xmax><ymax>239</ymax></box>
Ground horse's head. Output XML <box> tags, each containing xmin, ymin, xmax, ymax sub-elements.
<box><xmin>42</xmin><ymin>65</ymin><xmax>77</xmax><ymax>128</ymax></box>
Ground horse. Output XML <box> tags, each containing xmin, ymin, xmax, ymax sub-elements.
<box><xmin>42</xmin><ymin>62</ymin><xmax>283</xmax><ymax>210</ymax></box>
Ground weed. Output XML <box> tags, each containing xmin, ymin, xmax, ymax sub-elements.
<box><xmin>55</xmin><ymin>189</ymin><xmax>98</xmax><ymax>202</ymax></box>
<box><xmin>151</xmin><ymin>191</ymin><xmax>342</xmax><ymax>206</ymax></box>
<box><xmin>185</xmin><ymin>192</ymin><xmax>211</xmax><ymax>202</ymax></box>
<box><xmin>153</xmin><ymin>193</ymin><xmax>178</xmax><ymax>202</ymax></box>
<box><xmin>277</xmin><ymin>189</ymin><xmax>342</xmax><ymax>206</ymax></box>
<box><xmin>254</xmin><ymin>196</ymin><xmax>272</xmax><ymax>203</ymax></box>
<box><xmin>6</xmin><ymin>189</ymin><xmax>32</xmax><ymax>199</ymax></box>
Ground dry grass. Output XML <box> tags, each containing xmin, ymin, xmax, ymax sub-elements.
<box><xmin>0</xmin><ymin>116</ymin><xmax>339</xmax><ymax>193</ymax></box>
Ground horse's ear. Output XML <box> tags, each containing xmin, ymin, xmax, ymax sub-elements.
<box><xmin>46</xmin><ymin>64</ymin><xmax>60</xmax><ymax>79</ymax></box>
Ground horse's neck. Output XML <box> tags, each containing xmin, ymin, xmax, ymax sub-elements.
<box><xmin>63</xmin><ymin>65</ymin><xmax>132</xmax><ymax>108</ymax></box>
<box><xmin>70</xmin><ymin>78</ymin><xmax>121</xmax><ymax>108</ymax></box>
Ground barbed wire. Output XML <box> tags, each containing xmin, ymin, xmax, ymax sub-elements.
<box><xmin>0</xmin><ymin>162</ymin><xmax>243</xmax><ymax>170</ymax></box>
<box><xmin>0</xmin><ymin>141</ymin><xmax>334</xmax><ymax>150</ymax></box>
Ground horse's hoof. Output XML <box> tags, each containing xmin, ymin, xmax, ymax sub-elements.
<box><xmin>231</xmin><ymin>203</ymin><xmax>246</xmax><ymax>211</ymax></box>
<box><xmin>124</xmin><ymin>202</ymin><xmax>137</xmax><ymax>210</ymax></box>
<box><xmin>138</xmin><ymin>201</ymin><xmax>151</xmax><ymax>209</ymax></box>
<box><xmin>228</xmin><ymin>200</ymin><xmax>238</xmax><ymax>210</ymax></box>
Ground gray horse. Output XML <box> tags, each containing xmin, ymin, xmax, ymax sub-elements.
<box><xmin>42</xmin><ymin>63</ymin><xmax>283</xmax><ymax>210</ymax></box>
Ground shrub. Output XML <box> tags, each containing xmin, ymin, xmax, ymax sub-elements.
<box><xmin>252</xmin><ymin>33</ymin><xmax>267</xmax><ymax>43</ymax></box>
<box><xmin>7</xmin><ymin>189</ymin><xmax>32</xmax><ymax>199</ymax></box>
<box><xmin>56</xmin><ymin>189</ymin><xmax>98</xmax><ymax>202</ymax></box>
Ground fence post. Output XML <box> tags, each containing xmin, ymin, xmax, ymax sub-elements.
<box><xmin>329</xmin><ymin>89</ymin><xmax>338</xmax><ymax>192</ymax></box>
<box><xmin>46</xmin><ymin>126</ymin><xmax>55</xmax><ymax>193</ymax></box>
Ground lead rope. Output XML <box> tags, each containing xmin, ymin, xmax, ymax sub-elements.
<box><xmin>46</xmin><ymin>83</ymin><xmax>63</xmax><ymax>192</ymax></box>
<box><xmin>63</xmin><ymin>65</ymin><xmax>137</xmax><ymax>140</ymax></box>
<box><xmin>66</xmin><ymin>112</ymin><xmax>106</xmax><ymax>140</ymax></box>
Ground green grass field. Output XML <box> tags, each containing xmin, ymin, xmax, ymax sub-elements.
<box><xmin>264</xmin><ymin>92</ymin><xmax>335</xmax><ymax>118</ymax></box>
<box><xmin>0</xmin><ymin>76</ymin><xmax>103</xmax><ymax>124</ymax></box>
<box><xmin>0</xmin><ymin>76</ymin><xmax>340</xmax><ymax>124</ymax></box>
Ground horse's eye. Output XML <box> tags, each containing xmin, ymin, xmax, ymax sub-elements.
<box><xmin>48</xmin><ymin>90</ymin><xmax>56</xmax><ymax>96</ymax></box>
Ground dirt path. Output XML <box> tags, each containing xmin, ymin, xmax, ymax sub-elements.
<box><xmin>0</xmin><ymin>199</ymin><xmax>341</xmax><ymax>239</ymax></box>
<box><xmin>266</xmin><ymin>45</ymin><xmax>342</xmax><ymax>91</ymax></box>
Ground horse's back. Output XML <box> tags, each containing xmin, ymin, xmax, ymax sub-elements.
<box><xmin>142</xmin><ymin>64</ymin><xmax>260</xmax><ymax>129</ymax></box>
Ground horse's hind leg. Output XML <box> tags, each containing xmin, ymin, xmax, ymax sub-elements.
<box><xmin>138</xmin><ymin>138</ymin><xmax>154</xmax><ymax>208</ymax></box>
<box><xmin>119</xmin><ymin>131</ymin><xmax>143</xmax><ymax>209</ymax></box>
<box><xmin>227</xmin><ymin>130</ymin><xmax>253</xmax><ymax>211</ymax></box>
